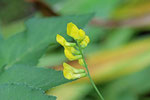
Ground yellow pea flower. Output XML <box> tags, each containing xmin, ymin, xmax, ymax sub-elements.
<box><xmin>67</xmin><ymin>22</ymin><xmax>85</xmax><ymax>41</ymax></box>
<box><xmin>56</xmin><ymin>34</ymin><xmax>76</xmax><ymax>47</ymax></box>
<box><xmin>80</xmin><ymin>35</ymin><xmax>90</xmax><ymax>48</ymax></box>
<box><xmin>56</xmin><ymin>34</ymin><xmax>67</xmax><ymax>46</ymax></box>
<box><xmin>56</xmin><ymin>34</ymin><xmax>81</xmax><ymax>60</ymax></box>
<box><xmin>63</xmin><ymin>63</ymin><xmax>86</xmax><ymax>80</ymax></box>
<box><xmin>64</xmin><ymin>47</ymin><xmax>82</xmax><ymax>61</ymax></box>
<box><xmin>56</xmin><ymin>22</ymin><xmax>104</xmax><ymax>100</ymax></box>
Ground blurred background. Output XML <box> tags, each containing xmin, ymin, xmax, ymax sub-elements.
<box><xmin>1</xmin><ymin>0</ymin><xmax>150</xmax><ymax>100</ymax></box>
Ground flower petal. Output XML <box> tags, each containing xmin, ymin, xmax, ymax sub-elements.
<box><xmin>56</xmin><ymin>34</ymin><xmax>67</xmax><ymax>46</ymax></box>
<box><xmin>78</xmin><ymin>29</ymin><xmax>86</xmax><ymax>41</ymax></box>
<box><xmin>67</xmin><ymin>22</ymin><xmax>79</xmax><ymax>39</ymax></box>
<box><xmin>64</xmin><ymin>47</ymin><xmax>82</xmax><ymax>61</ymax></box>
<box><xmin>63</xmin><ymin>63</ymin><xmax>86</xmax><ymax>80</ymax></box>
<box><xmin>80</xmin><ymin>35</ymin><xmax>90</xmax><ymax>48</ymax></box>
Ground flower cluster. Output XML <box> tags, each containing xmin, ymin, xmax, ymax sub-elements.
<box><xmin>56</xmin><ymin>22</ymin><xmax>90</xmax><ymax>80</ymax></box>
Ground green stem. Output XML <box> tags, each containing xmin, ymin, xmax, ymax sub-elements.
<box><xmin>85</xmin><ymin>66</ymin><xmax>104</xmax><ymax>100</ymax></box>
<box><xmin>77</xmin><ymin>42</ymin><xmax>104</xmax><ymax>100</ymax></box>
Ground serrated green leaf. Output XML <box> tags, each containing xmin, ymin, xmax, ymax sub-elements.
<box><xmin>0</xmin><ymin>14</ymin><xmax>93</xmax><ymax>68</ymax></box>
<box><xmin>0</xmin><ymin>65</ymin><xmax>70</xmax><ymax>90</ymax></box>
<box><xmin>0</xmin><ymin>83</ymin><xmax>56</xmax><ymax>100</ymax></box>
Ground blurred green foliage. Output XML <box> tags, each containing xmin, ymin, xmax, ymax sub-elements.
<box><xmin>103</xmin><ymin>66</ymin><xmax>150</xmax><ymax>100</ymax></box>
<box><xmin>1</xmin><ymin>0</ymin><xmax>150</xmax><ymax>100</ymax></box>
<box><xmin>59</xmin><ymin>0</ymin><xmax>120</xmax><ymax>19</ymax></box>
<box><xmin>104</xmin><ymin>27</ymin><xmax>135</xmax><ymax>49</ymax></box>
<box><xmin>0</xmin><ymin>0</ymin><xmax>32</xmax><ymax>24</ymax></box>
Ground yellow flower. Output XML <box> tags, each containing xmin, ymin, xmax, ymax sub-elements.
<box><xmin>66</xmin><ymin>22</ymin><xmax>90</xmax><ymax>48</ymax></box>
<box><xmin>63</xmin><ymin>63</ymin><xmax>86</xmax><ymax>80</ymax></box>
<box><xmin>56</xmin><ymin>22</ymin><xmax>90</xmax><ymax>67</ymax></box>
<box><xmin>64</xmin><ymin>47</ymin><xmax>82</xmax><ymax>61</ymax></box>
<box><xmin>80</xmin><ymin>36</ymin><xmax>90</xmax><ymax>48</ymax></box>
<box><xmin>56</xmin><ymin>34</ymin><xmax>67</xmax><ymax>46</ymax></box>
<box><xmin>67</xmin><ymin>22</ymin><xmax>85</xmax><ymax>41</ymax></box>
<box><xmin>56</xmin><ymin>34</ymin><xmax>81</xmax><ymax>60</ymax></box>
<box><xmin>56</xmin><ymin>34</ymin><xmax>76</xmax><ymax>47</ymax></box>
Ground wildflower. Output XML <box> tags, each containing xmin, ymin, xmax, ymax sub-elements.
<box><xmin>56</xmin><ymin>34</ymin><xmax>81</xmax><ymax>60</ymax></box>
<box><xmin>56</xmin><ymin>22</ymin><xmax>104</xmax><ymax>100</ymax></box>
<box><xmin>63</xmin><ymin>63</ymin><xmax>86</xmax><ymax>80</ymax></box>
<box><xmin>56</xmin><ymin>34</ymin><xmax>76</xmax><ymax>47</ymax></box>
<box><xmin>64</xmin><ymin>47</ymin><xmax>82</xmax><ymax>61</ymax></box>
<box><xmin>67</xmin><ymin>22</ymin><xmax>86</xmax><ymax>41</ymax></box>
<box><xmin>56</xmin><ymin>22</ymin><xmax>90</xmax><ymax>76</ymax></box>
<box><xmin>56</xmin><ymin>22</ymin><xmax>90</xmax><ymax>64</ymax></box>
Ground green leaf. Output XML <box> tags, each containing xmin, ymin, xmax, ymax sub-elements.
<box><xmin>0</xmin><ymin>65</ymin><xmax>70</xmax><ymax>90</ymax></box>
<box><xmin>0</xmin><ymin>14</ymin><xmax>93</xmax><ymax>68</ymax></box>
<box><xmin>0</xmin><ymin>83</ymin><xmax>56</xmax><ymax>100</ymax></box>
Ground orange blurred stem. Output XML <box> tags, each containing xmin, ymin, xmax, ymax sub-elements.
<box><xmin>77</xmin><ymin>42</ymin><xmax>104</xmax><ymax>100</ymax></box>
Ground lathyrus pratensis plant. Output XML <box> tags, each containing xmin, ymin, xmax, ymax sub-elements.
<box><xmin>56</xmin><ymin>22</ymin><xmax>104</xmax><ymax>100</ymax></box>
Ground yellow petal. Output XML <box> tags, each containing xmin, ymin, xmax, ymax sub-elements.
<box><xmin>67</xmin><ymin>22</ymin><xmax>85</xmax><ymax>41</ymax></box>
<box><xmin>63</xmin><ymin>63</ymin><xmax>84</xmax><ymax>73</ymax></box>
<box><xmin>80</xmin><ymin>35</ymin><xmax>90</xmax><ymax>48</ymax></box>
<box><xmin>67</xmin><ymin>22</ymin><xmax>79</xmax><ymax>39</ymax></box>
<box><xmin>64</xmin><ymin>47</ymin><xmax>82</xmax><ymax>61</ymax></box>
<box><xmin>56</xmin><ymin>34</ymin><xmax>67</xmax><ymax>46</ymax></box>
<box><xmin>63</xmin><ymin>70</ymin><xmax>86</xmax><ymax>80</ymax></box>
<box><xmin>56</xmin><ymin>34</ymin><xmax>76</xmax><ymax>47</ymax></box>
<box><xmin>63</xmin><ymin>69</ymin><xmax>73</xmax><ymax>80</ymax></box>
<box><xmin>63</xmin><ymin>63</ymin><xmax>74</xmax><ymax>80</ymax></box>
<box><xmin>63</xmin><ymin>63</ymin><xmax>86</xmax><ymax>80</ymax></box>
<box><xmin>78</xmin><ymin>29</ymin><xmax>86</xmax><ymax>41</ymax></box>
